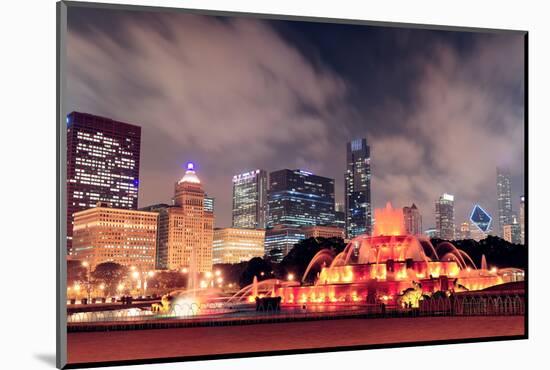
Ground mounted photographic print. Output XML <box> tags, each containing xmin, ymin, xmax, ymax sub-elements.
<box><xmin>56</xmin><ymin>1</ymin><xmax>527</xmax><ymax>368</ymax></box>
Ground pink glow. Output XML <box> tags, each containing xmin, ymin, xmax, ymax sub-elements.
<box><xmin>373</xmin><ymin>202</ymin><xmax>405</xmax><ymax>236</ymax></box>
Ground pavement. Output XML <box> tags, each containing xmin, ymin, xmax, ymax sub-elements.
<box><xmin>67</xmin><ymin>315</ymin><xmax>525</xmax><ymax>365</ymax></box>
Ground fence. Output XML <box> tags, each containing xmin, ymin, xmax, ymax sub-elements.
<box><xmin>67</xmin><ymin>293</ymin><xmax>524</xmax><ymax>331</ymax></box>
<box><xmin>419</xmin><ymin>294</ymin><xmax>525</xmax><ymax>316</ymax></box>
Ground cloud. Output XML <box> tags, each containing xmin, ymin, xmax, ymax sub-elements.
<box><xmin>371</xmin><ymin>35</ymin><xmax>525</xmax><ymax>226</ymax></box>
<box><xmin>67</xmin><ymin>14</ymin><xmax>348</xmax><ymax>225</ymax></box>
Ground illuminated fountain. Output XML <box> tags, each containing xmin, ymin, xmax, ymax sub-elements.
<box><xmin>244</xmin><ymin>203</ymin><xmax>523</xmax><ymax>307</ymax></box>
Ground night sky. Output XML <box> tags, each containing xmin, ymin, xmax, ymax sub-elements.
<box><xmin>66</xmin><ymin>6</ymin><xmax>525</xmax><ymax>229</ymax></box>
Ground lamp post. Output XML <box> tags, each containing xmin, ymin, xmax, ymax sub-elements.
<box><xmin>131</xmin><ymin>267</ymin><xmax>155</xmax><ymax>296</ymax></box>
<box><xmin>82</xmin><ymin>261</ymin><xmax>91</xmax><ymax>301</ymax></box>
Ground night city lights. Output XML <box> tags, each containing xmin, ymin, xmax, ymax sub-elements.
<box><xmin>60</xmin><ymin>4</ymin><xmax>526</xmax><ymax>367</ymax></box>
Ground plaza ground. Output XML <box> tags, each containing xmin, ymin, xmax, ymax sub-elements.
<box><xmin>67</xmin><ymin>316</ymin><xmax>524</xmax><ymax>365</ymax></box>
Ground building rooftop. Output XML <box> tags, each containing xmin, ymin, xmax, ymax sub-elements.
<box><xmin>178</xmin><ymin>162</ymin><xmax>201</xmax><ymax>184</ymax></box>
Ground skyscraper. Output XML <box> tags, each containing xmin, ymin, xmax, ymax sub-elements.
<box><xmin>403</xmin><ymin>203</ymin><xmax>422</xmax><ymax>235</ymax></box>
<box><xmin>232</xmin><ymin>169</ymin><xmax>268</xmax><ymax>229</ymax></box>
<box><xmin>267</xmin><ymin>169</ymin><xmax>335</xmax><ymax>228</ymax></box>
<box><xmin>345</xmin><ymin>138</ymin><xmax>372</xmax><ymax>238</ymax></box>
<box><xmin>167</xmin><ymin>163</ymin><xmax>214</xmax><ymax>272</ymax></box>
<box><xmin>503</xmin><ymin>215</ymin><xmax>521</xmax><ymax>244</ymax></box>
<box><xmin>519</xmin><ymin>195</ymin><xmax>525</xmax><ymax>245</ymax></box>
<box><xmin>496</xmin><ymin>167</ymin><xmax>513</xmax><ymax>237</ymax></box>
<box><xmin>435</xmin><ymin>193</ymin><xmax>455</xmax><ymax>240</ymax></box>
<box><xmin>66</xmin><ymin>112</ymin><xmax>141</xmax><ymax>254</ymax></box>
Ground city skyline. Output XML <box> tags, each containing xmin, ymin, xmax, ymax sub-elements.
<box><xmin>67</xmin><ymin>8</ymin><xmax>524</xmax><ymax>229</ymax></box>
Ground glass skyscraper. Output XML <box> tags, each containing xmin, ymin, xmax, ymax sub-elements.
<box><xmin>66</xmin><ymin>111</ymin><xmax>141</xmax><ymax>254</ymax></box>
<box><xmin>204</xmin><ymin>195</ymin><xmax>215</xmax><ymax>213</ymax></box>
<box><xmin>345</xmin><ymin>138</ymin><xmax>372</xmax><ymax>238</ymax></box>
<box><xmin>435</xmin><ymin>193</ymin><xmax>455</xmax><ymax>240</ymax></box>
<box><xmin>264</xmin><ymin>226</ymin><xmax>305</xmax><ymax>262</ymax></box>
<box><xmin>496</xmin><ymin>167</ymin><xmax>513</xmax><ymax>237</ymax></box>
<box><xmin>232</xmin><ymin>169</ymin><xmax>268</xmax><ymax>229</ymax></box>
<box><xmin>267</xmin><ymin>169</ymin><xmax>335</xmax><ymax>228</ymax></box>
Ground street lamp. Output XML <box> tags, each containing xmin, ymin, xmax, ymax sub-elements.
<box><xmin>287</xmin><ymin>273</ymin><xmax>295</xmax><ymax>281</ymax></box>
<box><xmin>82</xmin><ymin>260</ymin><xmax>91</xmax><ymax>301</ymax></box>
<box><xmin>131</xmin><ymin>269</ymin><xmax>155</xmax><ymax>296</ymax></box>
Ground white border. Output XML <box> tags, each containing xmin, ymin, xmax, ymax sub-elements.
<box><xmin>2</xmin><ymin>0</ymin><xmax>548</xmax><ymax>369</ymax></box>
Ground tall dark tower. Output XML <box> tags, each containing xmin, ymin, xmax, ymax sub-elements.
<box><xmin>66</xmin><ymin>112</ymin><xmax>141</xmax><ymax>254</ymax></box>
<box><xmin>496</xmin><ymin>167</ymin><xmax>513</xmax><ymax>237</ymax></box>
<box><xmin>345</xmin><ymin>138</ymin><xmax>372</xmax><ymax>238</ymax></box>
<box><xmin>267</xmin><ymin>169</ymin><xmax>335</xmax><ymax>228</ymax></box>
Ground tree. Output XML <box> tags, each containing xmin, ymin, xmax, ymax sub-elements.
<box><xmin>67</xmin><ymin>260</ymin><xmax>87</xmax><ymax>286</ymax></box>
<box><xmin>213</xmin><ymin>262</ymin><xmax>248</xmax><ymax>287</ymax></box>
<box><xmin>91</xmin><ymin>262</ymin><xmax>128</xmax><ymax>296</ymax></box>
<box><xmin>239</xmin><ymin>257</ymin><xmax>274</xmax><ymax>288</ymax></box>
<box><xmin>431</xmin><ymin>236</ymin><xmax>527</xmax><ymax>269</ymax></box>
<box><xmin>148</xmin><ymin>271</ymin><xmax>186</xmax><ymax>291</ymax></box>
<box><xmin>266</xmin><ymin>248</ymin><xmax>283</xmax><ymax>263</ymax></box>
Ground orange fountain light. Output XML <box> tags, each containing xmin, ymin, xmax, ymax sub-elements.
<box><xmin>373</xmin><ymin>202</ymin><xmax>406</xmax><ymax>236</ymax></box>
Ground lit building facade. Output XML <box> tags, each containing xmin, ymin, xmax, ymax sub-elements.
<box><xmin>435</xmin><ymin>193</ymin><xmax>455</xmax><ymax>240</ymax></box>
<box><xmin>72</xmin><ymin>202</ymin><xmax>157</xmax><ymax>271</ymax></box>
<box><xmin>166</xmin><ymin>163</ymin><xmax>214</xmax><ymax>272</ymax></box>
<box><xmin>264</xmin><ymin>226</ymin><xmax>305</xmax><ymax>262</ymax></box>
<box><xmin>459</xmin><ymin>222</ymin><xmax>471</xmax><ymax>240</ymax></box>
<box><xmin>503</xmin><ymin>215</ymin><xmax>522</xmax><ymax>244</ymax></box>
<box><xmin>267</xmin><ymin>169</ymin><xmax>335</xmax><ymax>228</ymax></box>
<box><xmin>139</xmin><ymin>203</ymin><xmax>172</xmax><ymax>270</ymax></box>
<box><xmin>334</xmin><ymin>202</ymin><xmax>346</xmax><ymax>230</ymax></box>
<box><xmin>302</xmin><ymin>225</ymin><xmax>345</xmax><ymax>239</ymax></box>
<box><xmin>519</xmin><ymin>195</ymin><xmax>525</xmax><ymax>245</ymax></box>
<box><xmin>469</xmin><ymin>222</ymin><xmax>488</xmax><ymax>241</ymax></box>
<box><xmin>213</xmin><ymin>228</ymin><xmax>265</xmax><ymax>264</ymax></box>
<box><xmin>403</xmin><ymin>203</ymin><xmax>422</xmax><ymax>235</ymax></box>
<box><xmin>232</xmin><ymin>170</ymin><xmax>268</xmax><ymax>229</ymax></box>
<box><xmin>204</xmin><ymin>195</ymin><xmax>215</xmax><ymax>213</ymax></box>
<box><xmin>496</xmin><ymin>167</ymin><xmax>513</xmax><ymax>237</ymax></box>
<box><xmin>424</xmin><ymin>228</ymin><xmax>438</xmax><ymax>239</ymax></box>
<box><xmin>345</xmin><ymin>138</ymin><xmax>372</xmax><ymax>238</ymax></box>
<box><xmin>66</xmin><ymin>112</ymin><xmax>141</xmax><ymax>254</ymax></box>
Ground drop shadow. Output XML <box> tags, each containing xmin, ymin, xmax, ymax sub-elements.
<box><xmin>34</xmin><ymin>353</ymin><xmax>56</xmax><ymax>367</ymax></box>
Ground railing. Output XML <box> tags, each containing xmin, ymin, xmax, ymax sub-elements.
<box><xmin>419</xmin><ymin>294</ymin><xmax>525</xmax><ymax>316</ymax></box>
<box><xmin>67</xmin><ymin>293</ymin><xmax>525</xmax><ymax>331</ymax></box>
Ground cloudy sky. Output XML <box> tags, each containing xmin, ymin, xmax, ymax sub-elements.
<box><xmin>67</xmin><ymin>6</ymin><xmax>525</xmax><ymax>230</ymax></box>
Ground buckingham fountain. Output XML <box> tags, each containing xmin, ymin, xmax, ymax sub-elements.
<box><xmin>227</xmin><ymin>203</ymin><xmax>523</xmax><ymax>309</ymax></box>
